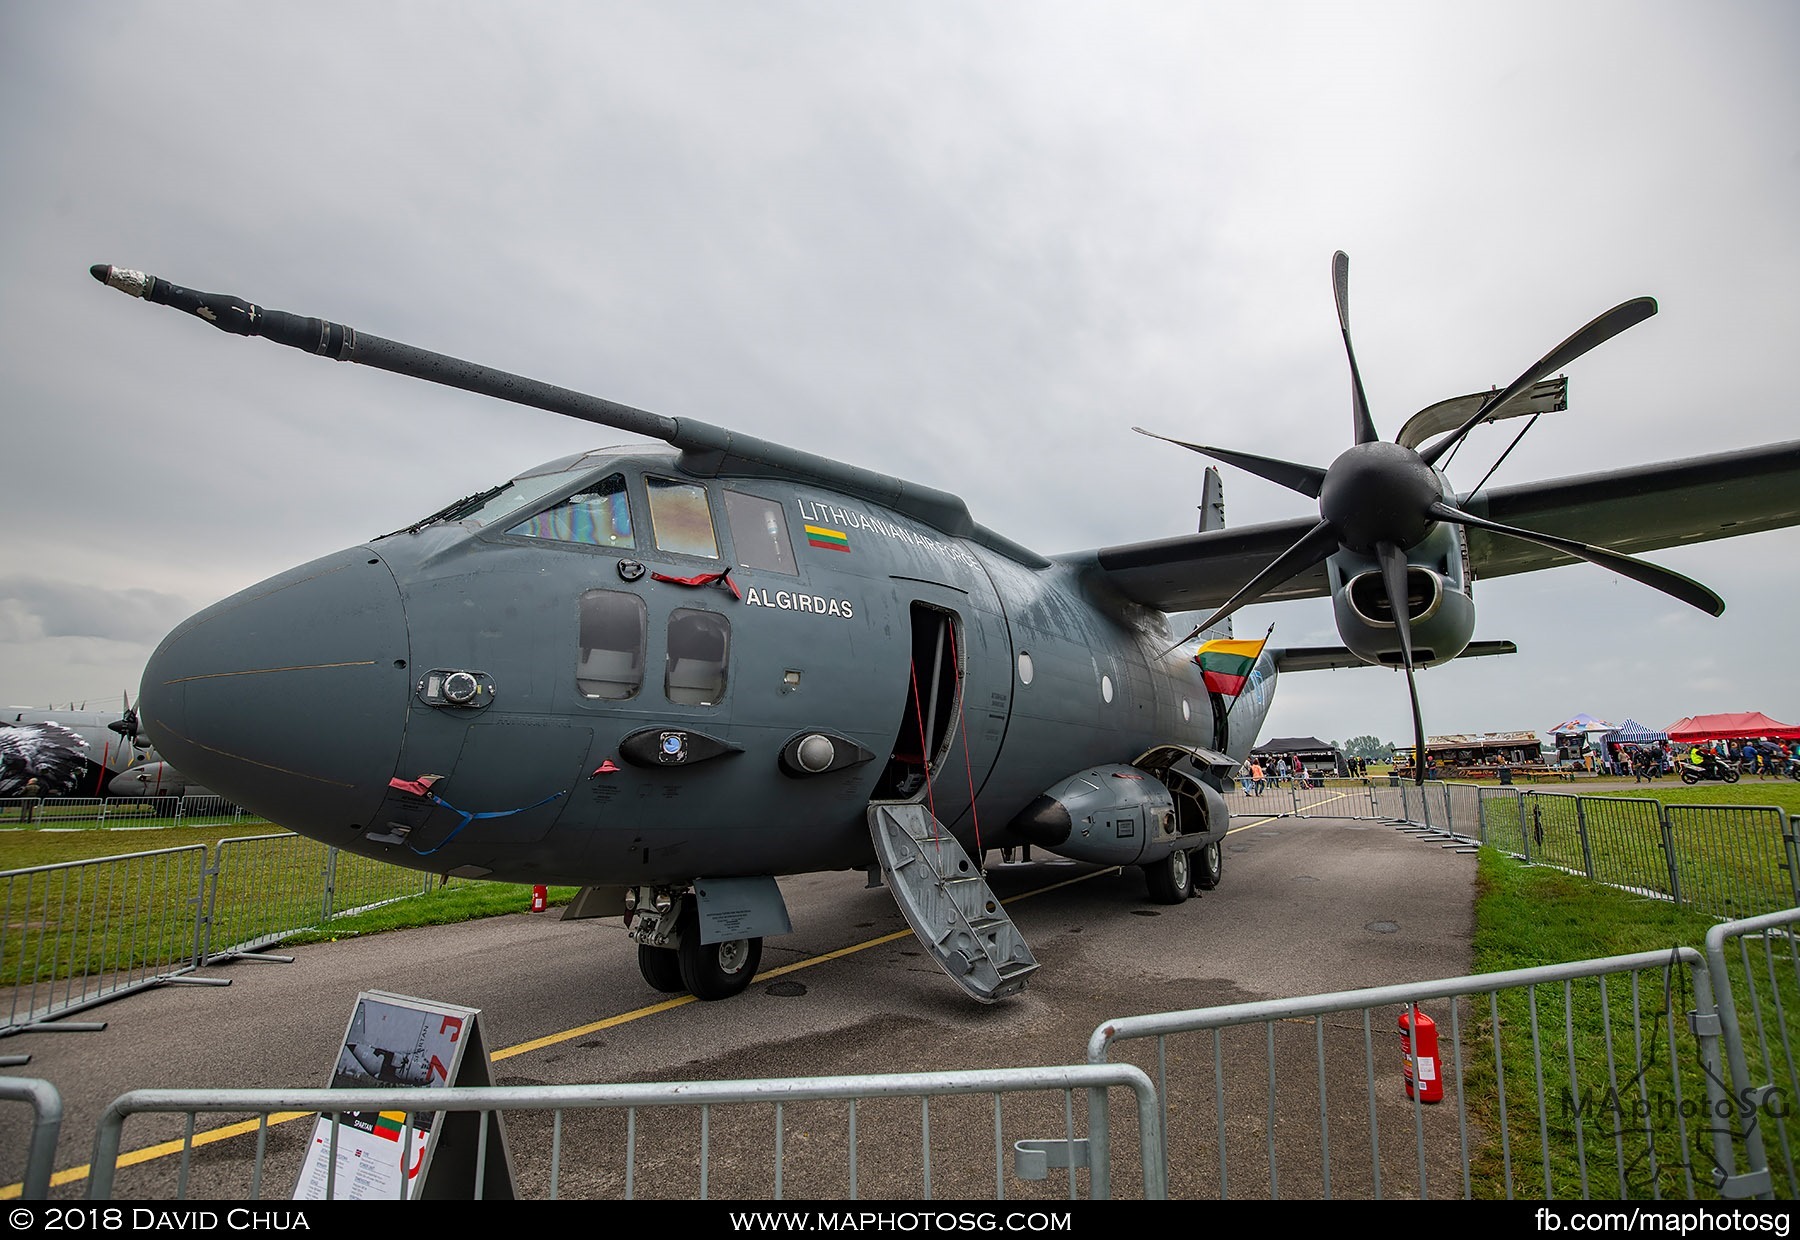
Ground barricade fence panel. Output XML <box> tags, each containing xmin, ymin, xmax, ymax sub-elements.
<box><xmin>1</xmin><ymin>846</ymin><xmax>210</xmax><ymax>1036</ymax></box>
<box><xmin>1704</xmin><ymin>909</ymin><xmax>1800</xmax><ymax>1200</ymax></box>
<box><xmin>2</xmin><ymin>794</ymin><xmax>248</xmax><ymax>827</ymax></box>
<box><xmin>11</xmin><ymin>924</ymin><xmax>1798</xmax><ymax>1200</ymax></box>
<box><xmin>1663</xmin><ymin>807</ymin><xmax>1800</xmax><ymax>922</ymax></box>
<box><xmin>1</xmin><ymin>1077</ymin><xmax>62</xmax><ymax>1201</ymax></box>
<box><xmin>3</xmin><ymin>838</ymin><xmax>453</xmax><ymax>1033</ymax></box>
<box><xmin>82</xmin><ymin>1067</ymin><xmax>1162</xmax><ymax>1201</ymax></box>
<box><xmin>1471</xmin><ymin>791</ymin><xmax>1799</xmax><ymax>921</ymax></box>
<box><xmin>1087</xmin><ymin>949</ymin><xmax>1750</xmax><ymax>1200</ymax></box>
<box><xmin>1573</xmin><ymin>796</ymin><xmax>1674</xmax><ymax>902</ymax></box>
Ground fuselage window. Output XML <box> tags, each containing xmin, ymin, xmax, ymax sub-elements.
<box><xmin>508</xmin><ymin>472</ymin><xmax>634</xmax><ymax>547</ymax></box>
<box><xmin>577</xmin><ymin>589</ymin><xmax>648</xmax><ymax>700</ymax></box>
<box><xmin>723</xmin><ymin>490</ymin><xmax>798</xmax><ymax>574</ymax></box>
<box><xmin>665</xmin><ymin>608</ymin><xmax>729</xmax><ymax>706</ymax></box>
<box><xmin>646</xmin><ymin>477</ymin><xmax>720</xmax><ymax>559</ymax></box>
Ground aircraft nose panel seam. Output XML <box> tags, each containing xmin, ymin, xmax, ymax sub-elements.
<box><xmin>159</xmin><ymin>660</ymin><xmax>379</xmax><ymax>684</ymax></box>
<box><xmin>147</xmin><ymin>719</ymin><xmax>358</xmax><ymax>788</ymax></box>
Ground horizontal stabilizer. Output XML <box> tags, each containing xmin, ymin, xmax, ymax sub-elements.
<box><xmin>1274</xmin><ymin>640</ymin><xmax>1518</xmax><ymax>673</ymax></box>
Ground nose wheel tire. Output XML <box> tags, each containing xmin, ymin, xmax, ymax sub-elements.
<box><xmin>637</xmin><ymin>944</ymin><xmax>685</xmax><ymax>994</ymax></box>
<box><xmin>1144</xmin><ymin>847</ymin><xmax>1191</xmax><ymax>904</ymax></box>
<box><xmin>1191</xmin><ymin>839</ymin><xmax>1224</xmax><ymax>892</ymax></box>
<box><xmin>676</xmin><ymin>904</ymin><xmax>763</xmax><ymax>1000</ymax></box>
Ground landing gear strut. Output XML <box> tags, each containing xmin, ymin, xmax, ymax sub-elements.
<box><xmin>628</xmin><ymin>890</ymin><xmax>763</xmax><ymax>1001</ymax></box>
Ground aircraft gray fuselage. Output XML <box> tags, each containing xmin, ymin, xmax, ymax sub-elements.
<box><xmin>141</xmin><ymin>445</ymin><xmax>1275</xmax><ymax>887</ymax></box>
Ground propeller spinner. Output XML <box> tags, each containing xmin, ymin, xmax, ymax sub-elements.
<box><xmin>1140</xmin><ymin>252</ymin><xmax>1723</xmax><ymax>783</ymax></box>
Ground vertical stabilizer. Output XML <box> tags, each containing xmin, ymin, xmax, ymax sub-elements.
<box><xmin>1198</xmin><ymin>466</ymin><xmax>1225</xmax><ymax>532</ymax></box>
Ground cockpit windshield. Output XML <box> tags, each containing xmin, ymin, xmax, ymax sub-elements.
<box><xmin>402</xmin><ymin>451</ymin><xmax>618</xmax><ymax>533</ymax></box>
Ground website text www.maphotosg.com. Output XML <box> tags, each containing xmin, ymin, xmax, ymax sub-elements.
<box><xmin>729</xmin><ymin>1211</ymin><xmax>1073</xmax><ymax>1233</ymax></box>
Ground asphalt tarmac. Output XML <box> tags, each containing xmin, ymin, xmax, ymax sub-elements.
<box><xmin>2</xmin><ymin>810</ymin><xmax>1479</xmax><ymax>1200</ymax></box>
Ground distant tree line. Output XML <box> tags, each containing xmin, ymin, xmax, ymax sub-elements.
<box><xmin>1334</xmin><ymin>735</ymin><xmax>1395</xmax><ymax>762</ymax></box>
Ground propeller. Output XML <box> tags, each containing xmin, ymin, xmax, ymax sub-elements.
<box><xmin>109</xmin><ymin>691</ymin><xmax>141</xmax><ymax>743</ymax></box>
<box><xmin>1142</xmin><ymin>251</ymin><xmax>1721</xmax><ymax>783</ymax></box>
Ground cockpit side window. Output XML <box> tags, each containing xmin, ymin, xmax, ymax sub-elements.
<box><xmin>509</xmin><ymin>473</ymin><xmax>634</xmax><ymax>547</ymax></box>
<box><xmin>646</xmin><ymin>477</ymin><xmax>720</xmax><ymax>559</ymax></box>
<box><xmin>577</xmin><ymin>589</ymin><xmax>647</xmax><ymax>700</ymax></box>
<box><xmin>665</xmin><ymin>608</ymin><xmax>728</xmax><ymax>706</ymax></box>
<box><xmin>723</xmin><ymin>490</ymin><xmax>797</xmax><ymax>574</ymax></box>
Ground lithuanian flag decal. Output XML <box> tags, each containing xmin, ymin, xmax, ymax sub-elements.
<box><xmin>805</xmin><ymin>524</ymin><xmax>851</xmax><ymax>553</ymax></box>
<box><xmin>373</xmin><ymin>1111</ymin><xmax>408</xmax><ymax>1142</ymax></box>
<box><xmin>1194</xmin><ymin>636</ymin><xmax>1266</xmax><ymax>697</ymax></box>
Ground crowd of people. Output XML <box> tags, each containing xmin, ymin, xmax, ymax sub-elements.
<box><xmin>1608</xmin><ymin>737</ymin><xmax>1797</xmax><ymax>780</ymax></box>
<box><xmin>1234</xmin><ymin>752</ymin><xmax>1363</xmax><ymax>794</ymax></box>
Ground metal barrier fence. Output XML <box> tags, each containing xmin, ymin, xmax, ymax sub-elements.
<box><xmin>1</xmin><ymin>846</ymin><xmax>213</xmax><ymax>1037</ymax></box>
<box><xmin>1086</xmin><ymin>948</ymin><xmax>1728</xmax><ymax>1199</ymax></box>
<box><xmin>1</xmin><ymin>1076</ymin><xmax>62</xmax><ymax>1201</ymax></box>
<box><xmin>1477</xmin><ymin>792</ymin><xmax>1800</xmax><ymax>920</ymax></box>
<box><xmin>6</xmin><ymin>913</ymin><xmax>1792</xmax><ymax>1200</ymax></box>
<box><xmin>1224</xmin><ymin>780</ymin><xmax>1800</xmax><ymax>921</ymax></box>
<box><xmin>1085</xmin><ymin>919</ymin><xmax>1800</xmax><ymax>1201</ymax></box>
<box><xmin>2</xmin><ymin>837</ymin><xmax>447</xmax><ymax>1037</ymax></box>
<box><xmin>0</xmin><ymin>794</ymin><xmax>249</xmax><ymax>826</ymax></box>
<box><xmin>78</xmin><ymin>1065</ymin><xmax>1161</xmax><ymax>1201</ymax></box>
<box><xmin>1704</xmin><ymin>908</ymin><xmax>1800</xmax><ymax>1199</ymax></box>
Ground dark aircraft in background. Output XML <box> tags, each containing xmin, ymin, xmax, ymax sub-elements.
<box><xmin>91</xmin><ymin>256</ymin><xmax>1800</xmax><ymax>1002</ymax></box>
<box><xmin>105</xmin><ymin>760</ymin><xmax>213</xmax><ymax>800</ymax></box>
<box><xmin>1</xmin><ymin>700</ymin><xmax>155</xmax><ymax>796</ymax></box>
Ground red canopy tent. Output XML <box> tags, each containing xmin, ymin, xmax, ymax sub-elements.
<box><xmin>1663</xmin><ymin>712</ymin><xmax>1800</xmax><ymax>742</ymax></box>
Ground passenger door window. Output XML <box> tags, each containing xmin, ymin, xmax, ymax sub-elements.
<box><xmin>665</xmin><ymin>608</ymin><xmax>729</xmax><ymax>706</ymax></box>
<box><xmin>577</xmin><ymin>589</ymin><xmax>647</xmax><ymax>700</ymax></box>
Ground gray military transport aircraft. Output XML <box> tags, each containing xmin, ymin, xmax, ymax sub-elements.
<box><xmin>90</xmin><ymin>255</ymin><xmax>1800</xmax><ymax>1003</ymax></box>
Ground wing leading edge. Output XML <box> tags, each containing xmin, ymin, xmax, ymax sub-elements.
<box><xmin>1082</xmin><ymin>440</ymin><xmax>1800</xmax><ymax>612</ymax></box>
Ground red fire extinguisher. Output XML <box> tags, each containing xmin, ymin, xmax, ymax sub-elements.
<box><xmin>1398</xmin><ymin>1005</ymin><xmax>1443</xmax><ymax>1103</ymax></box>
<box><xmin>530</xmin><ymin>884</ymin><xmax>547</xmax><ymax>913</ymax></box>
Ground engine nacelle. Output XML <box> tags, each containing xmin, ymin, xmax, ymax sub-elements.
<box><xmin>1326</xmin><ymin>523</ymin><xmax>1476</xmax><ymax>668</ymax></box>
<box><xmin>1008</xmin><ymin>764</ymin><xmax>1184</xmax><ymax>867</ymax></box>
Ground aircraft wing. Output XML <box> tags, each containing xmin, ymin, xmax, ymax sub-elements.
<box><xmin>1086</xmin><ymin>440</ymin><xmax>1800</xmax><ymax>611</ymax></box>
<box><xmin>1088</xmin><ymin>518</ymin><xmax>1331</xmax><ymax>612</ymax></box>
<box><xmin>1457</xmin><ymin>439</ymin><xmax>1800</xmax><ymax>580</ymax></box>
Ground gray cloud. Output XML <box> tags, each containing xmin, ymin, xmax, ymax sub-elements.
<box><xmin>0</xmin><ymin>578</ymin><xmax>192</xmax><ymax>645</ymax></box>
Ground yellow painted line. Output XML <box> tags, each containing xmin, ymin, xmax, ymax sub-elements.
<box><xmin>6</xmin><ymin>860</ymin><xmax>1137</xmax><ymax>1195</ymax></box>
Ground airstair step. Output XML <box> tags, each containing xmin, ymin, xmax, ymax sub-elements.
<box><xmin>868</xmin><ymin>803</ymin><xmax>1039</xmax><ymax>1003</ymax></box>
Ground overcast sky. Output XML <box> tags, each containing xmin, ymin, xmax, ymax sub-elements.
<box><xmin>3</xmin><ymin>2</ymin><xmax>1796</xmax><ymax>751</ymax></box>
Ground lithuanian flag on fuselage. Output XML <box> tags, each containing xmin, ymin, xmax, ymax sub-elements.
<box><xmin>1194</xmin><ymin>637</ymin><xmax>1266</xmax><ymax>697</ymax></box>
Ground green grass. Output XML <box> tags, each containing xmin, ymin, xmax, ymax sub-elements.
<box><xmin>1472</xmin><ymin>783</ymin><xmax>1798</xmax><ymax>919</ymax></box>
<box><xmin>1463</xmin><ymin>849</ymin><xmax>1798</xmax><ymax>1199</ymax></box>
<box><xmin>278</xmin><ymin>880</ymin><xmax>578</xmax><ymax>944</ymax></box>
<box><xmin>0</xmin><ymin>818</ymin><xmax>575</xmax><ymax>984</ymax></box>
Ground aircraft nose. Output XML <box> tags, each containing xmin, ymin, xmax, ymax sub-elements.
<box><xmin>139</xmin><ymin>547</ymin><xmax>410</xmax><ymax>836</ymax></box>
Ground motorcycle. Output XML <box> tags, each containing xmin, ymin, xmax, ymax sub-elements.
<box><xmin>1678</xmin><ymin>756</ymin><xmax>1740</xmax><ymax>785</ymax></box>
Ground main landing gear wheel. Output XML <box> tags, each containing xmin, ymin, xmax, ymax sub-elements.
<box><xmin>637</xmin><ymin>944</ymin><xmax>685</xmax><ymax>994</ymax></box>
<box><xmin>1191</xmin><ymin>839</ymin><xmax>1224</xmax><ymax>892</ymax></box>
<box><xmin>1144</xmin><ymin>847</ymin><xmax>1191</xmax><ymax>905</ymax></box>
<box><xmin>676</xmin><ymin>904</ymin><xmax>763</xmax><ymax>1000</ymax></box>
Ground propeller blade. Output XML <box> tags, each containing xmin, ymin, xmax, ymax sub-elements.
<box><xmin>1332</xmin><ymin>252</ymin><xmax>1380</xmax><ymax>447</ymax></box>
<box><xmin>1420</xmin><ymin>297</ymin><xmax>1657</xmax><ymax>467</ymax></box>
<box><xmin>1428</xmin><ymin>500</ymin><xmax>1724</xmax><ymax>616</ymax></box>
<box><xmin>1133</xmin><ymin>428</ymin><xmax>1327</xmax><ymax>499</ymax></box>
<box><xmin>1163</xmin><ymin>518</ymin><xmax>1340</xmax><ymax>653</ymax></box>
<box><xmin>1376</xmin><ymin>541</ymin><xmax>1428</xmax><ymax>786</ymax></box>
